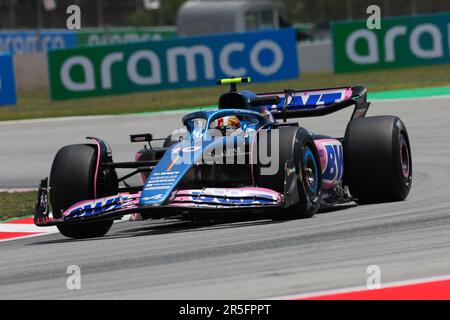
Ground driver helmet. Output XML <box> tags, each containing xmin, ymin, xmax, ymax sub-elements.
<box><xmin>213</xmin><ymin>116</ymin><xmax>242</xmax><ymax>136</ymax></box>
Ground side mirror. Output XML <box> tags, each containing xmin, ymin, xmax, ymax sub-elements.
<box><xmin>130</xmin><ymin>133</ymin><xmax>153</xmax><ymax>143</ymax></box>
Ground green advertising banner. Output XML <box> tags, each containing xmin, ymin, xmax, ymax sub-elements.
<box><xmin>332</xmin><ymin>12</ymin><xmax>450</xmax><ymax>73</ymax></box>
<box><xmin>76</xmin><ymin>27</ymin><xmax>177</xmax><ymax>46</ymax></box>
<box><xmin>48</xmin><ymin>29</ymin><xmax>299</xmax><ymax>101</ymax></box>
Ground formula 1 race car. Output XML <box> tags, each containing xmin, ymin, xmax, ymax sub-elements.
<box><xmin>35</xmin><ymin>77</ymin><xmax>412</xmax><ymax>239</ymax></box>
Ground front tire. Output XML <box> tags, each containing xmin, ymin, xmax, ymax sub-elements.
<box><xmin>255</xmin><ymin>127</ymin><xmax>322</xmax><ymax>219</ymax></box>
<box><xmin>287</xmin><ymin>141</ymin><xmax>322</xmax><ymax>218</ymax></box>
<box><xmin>50</xmin><ymin>144</ymin><xmax>114</xmax><ymax>239</ymax></box>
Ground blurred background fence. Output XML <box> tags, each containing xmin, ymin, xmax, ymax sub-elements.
<box><xmin>1</xmin><ymin>0</ymin><xmax>449</xmax><ymax>31</ymax></box>
<box><xmin>1</xmin><ymin>0</ymin><xmax>449</xmax><ymax>105</ymax></box>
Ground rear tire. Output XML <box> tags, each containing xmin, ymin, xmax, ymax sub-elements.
<box><xmin>50</xmin><ymin>144</ymin><xmax>114</xmax><ymax>239</ymax></box>
<box><xmin>256</xmin><ymin>127</ymin><xmax>322</xmax><ymax>219</ymax></box>
<box><xmin>344</xmin><ymin>116</ymin><xmax>412</xmax><ymax>203</ymax></box>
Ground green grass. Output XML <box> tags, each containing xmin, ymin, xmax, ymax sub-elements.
<box><xmin>0</xmin><ymin>192</ymin><xmax>35</xmax><ymax>221</ymax></box>
<box><xmin>1</xmin><ymin>64</ymin><xmax>449</xmax><ymax>121</ymax></box>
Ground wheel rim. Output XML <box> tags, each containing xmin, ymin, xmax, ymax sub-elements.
<box><xmin>399</xmin><ymin>134</ymin><xmax>411</xmax><ymax>179</ymax></box>
<box><xmin>303</xmin><ymin>146</ymin><xmax>318</xmax><ymax>194</ymax></box>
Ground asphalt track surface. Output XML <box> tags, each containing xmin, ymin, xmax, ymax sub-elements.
<box><xmin>1</xmin><ymin>96</ymin><xmax>450</xmax><ymax>299</ymax></box>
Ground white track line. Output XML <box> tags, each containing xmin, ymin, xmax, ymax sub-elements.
<box><xmin>0</xmin><ymin>109</ymin><xmax>195</xmax><ymax>126</ymax></box>
<box><xmin>0</xmin><ymin>188</ymin><xmax>37</xmax><ymax>193</ymax></box>
<box><xmin>0</xmin><ymin>223</ymin><xmax>57</xmax><ymax>233</ymax></box>
<box><xmin>266</xmin><ymin>274</ymin><xmax>450</xmax><ymax>300</ymax></box>
<box><xmin>0</xmin><ymin>214</ymin><xmax>133</xmax><ymax>242</ymax></box>
<box><xmin>371</xmin><ymin>94</ymin><xmax>450</xmax><ymax>103</ymax></box>
<box><xmin>0</xmin><ymin>232</ymin><xmax>60</xmax><ymax>243</ymax></box>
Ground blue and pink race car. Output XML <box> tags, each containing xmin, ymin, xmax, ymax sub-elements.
<box><xmin>35</xmin><ymin>77</ymin><xmax>412</xmax><ymax>239</ymax></box>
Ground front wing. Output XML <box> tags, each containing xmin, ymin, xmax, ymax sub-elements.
<box><xmin>35</xmin><ymin>182</ymin><xmax>285</xmax><ymax>227</ymax></box>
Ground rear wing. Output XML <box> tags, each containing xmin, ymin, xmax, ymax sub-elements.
<box><xmin>257</xmin><ymin>86</ymin><xmax>370</xmax><ymax>121</ymax></box>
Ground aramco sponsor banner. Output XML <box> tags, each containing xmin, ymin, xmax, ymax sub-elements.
<box><xmin>0</xmin><ymin>27</ymin><xmax>177</xmax><ymax>55</ymax></box>
<box><xmin>0</xmin><ymin>30</ymin><xmax>76</xmax><ymax>55</ymax></box>
<box><xmin>47</xmin><ymin>29</ymin><xmax>299</xmax><ymax>100</ymax></box>
<box><xmin>76</xmin><ymin>27</ymin><xmax>177</xmax><ymax>46</ymax></box>
<box><xmin>0</xmin><ymin>53</ymin><xmax>17</xmax><ymax>106</ymax></box>
<box><xmin>332</xmin><ymin>12</ymin><xmax>450</xmax><ymax>73</ymax></box>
